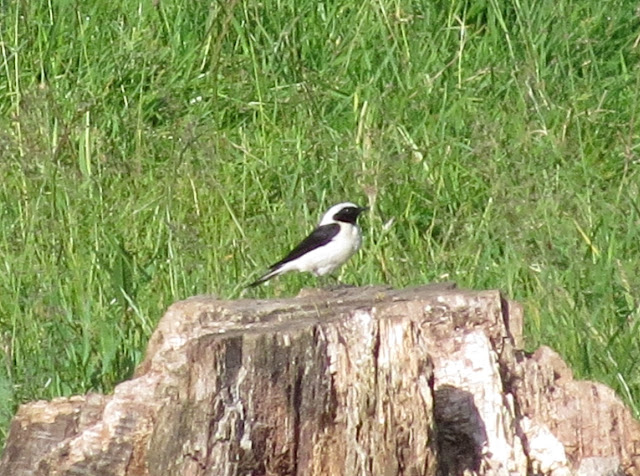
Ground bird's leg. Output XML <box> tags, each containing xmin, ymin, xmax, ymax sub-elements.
<box><xmin>315</xmin><ymin>274</ymin><xmax>338</xmax><ymax>289</ymax></box>
<box><xmin>322</xmin><ymin>274</ymin><xmax>355</xmax><ymax>291</ymax></box>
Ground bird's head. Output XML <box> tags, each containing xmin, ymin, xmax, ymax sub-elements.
<box><xmin>319</xmin><ymin>202</ymin><xmax>368</xmax><ymax>226</ymax></box>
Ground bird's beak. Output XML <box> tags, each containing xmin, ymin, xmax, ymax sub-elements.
<box><xmin>360</xmin><ymin>206</ymin><xmax>369</xmax><ymax>213</ymax></box>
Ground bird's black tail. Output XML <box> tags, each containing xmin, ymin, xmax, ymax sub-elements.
<box><xmin>247</xmin><ymin>266</ymin><xmax>281</xmax><ymax>288</ymax></box>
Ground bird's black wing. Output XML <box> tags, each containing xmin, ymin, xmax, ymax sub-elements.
<box><xmin>270</xmin><ymin>223</ymin><xmax>340</xmax><ymax>269</ymax></box>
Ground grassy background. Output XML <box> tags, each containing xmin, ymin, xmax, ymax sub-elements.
<box><xmin>1</xmin><ymin>0</ymin><xmax>639</xmax><ymax>443</ymax></box>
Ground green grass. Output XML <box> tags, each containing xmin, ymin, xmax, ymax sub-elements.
<box><xmin>1</xmin><ymin>0</ymin><xmax>639</xmax><ymax>443</ymax></box>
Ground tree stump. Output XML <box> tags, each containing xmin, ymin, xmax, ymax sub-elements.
<box><xmin>1</xmin><ymin>284</ymin><xmax>639</xmax><ymax>476</ymax></box>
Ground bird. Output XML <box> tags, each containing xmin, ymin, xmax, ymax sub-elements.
<box><xmin>248</xmin><ymin>202</ymin><xmax>368</xmax><ymax>287</ymax></box>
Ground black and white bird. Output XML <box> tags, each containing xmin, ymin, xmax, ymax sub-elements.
<box><xmin>248</xmin><ymin>202</ymin><xmax>368</xmax><ymax>287</ymax></box>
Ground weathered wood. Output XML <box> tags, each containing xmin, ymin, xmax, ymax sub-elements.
<box><xmin>1</xmin><ymin>284</ymin><xmax>639</xmax><ymax>476</ymax></box>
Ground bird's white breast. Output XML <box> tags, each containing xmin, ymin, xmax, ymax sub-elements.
<box><xmin>280</xmin><ymin>223</ymin><xmax>361</xmax><ymax>276</ymax></box>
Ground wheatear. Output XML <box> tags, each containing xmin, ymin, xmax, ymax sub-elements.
<box><xmin>248</xmin><ymin>202</ymin><xmax>367</xmax><ymax>287</ymax></box>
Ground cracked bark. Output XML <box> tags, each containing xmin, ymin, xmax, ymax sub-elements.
<box><xmin>1</xmin><ymin>284</ymin><xmax>639</xmax><ymax>476</ymax></box>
